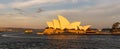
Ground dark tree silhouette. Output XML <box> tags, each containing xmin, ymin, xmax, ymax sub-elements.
<box><xmin>112</xmin><ymin>22</ymin><xmax>120</xmax><ymax>32</ymax></box>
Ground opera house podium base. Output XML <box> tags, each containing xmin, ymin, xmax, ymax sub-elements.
<box><xmin>36</xmin><ymin>28</ymin><xmax>120</xmax><ymax>35</ymax></box>
<box><xmin>37</xmin><ymin>28</ymin><xmax>99</xmax><ymax>35</ymax></box>
<box><xmin>37</xmin><ymin>32</ymin><xmax>120</xmax><ymax>35</ymax></box>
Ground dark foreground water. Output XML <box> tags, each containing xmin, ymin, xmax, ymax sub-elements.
<box><xmin>0</xmin><ymin>33</ymin><xmax>120</xmax><ymax>49</ymax></box>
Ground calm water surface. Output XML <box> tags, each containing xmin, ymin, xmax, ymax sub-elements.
<box><xmin>0</xmin><ymin>33</ymin><xmax>120</xmax><ymax>49</ymax></box>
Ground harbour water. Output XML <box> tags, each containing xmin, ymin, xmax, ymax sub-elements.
<box><xmin>0</xmin><ymin>32</ymin><xmax>120</xmax><ymax>49</ymax></box>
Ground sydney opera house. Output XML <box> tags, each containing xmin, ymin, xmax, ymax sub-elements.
<box><xmin>40</xmin><ymin>15</ymin><xmax>92</xmax><ymax>35</ymax></box>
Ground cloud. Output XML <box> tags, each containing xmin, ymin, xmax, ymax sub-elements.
<box><xmin>38</xmin><ymin>1</ymin><xmax>120</xmax><ymax>29</ymax></box>
<box><xmin>0</xmin><ymin>15</ymin><xmax>43</xmax><ymax>28</ymax></box>
<box><xmin>0</xmin><ymin>4</ymin><xmax>6</xmax><ymax>9</ymax></box>
<box><xmin>2</xmin><ymin>0</ymin><xmax>120</xmax><ymax>9</ymax></box>
<box><xmin>0</xmin><ymin>11</ymin><xmax>48</xmax><ymax>29</ymax></box>
<box><xmin>10</xmin><ymin>0</ymin><xmax>87</xmax><ymax>8</ymax></box>
<box><xmin>11</xmin><ymin>0</ymin><xmax>63</xmax><ymax>8</ymax></box>
<box><xmin>1</xmin><ymin>0</ymin><xmax>120</xmax><ymax>29</ymax></box>
<box><xmin>42</xmin><ymin>1</ymin><xmax>120</xmax><ymax>18</ymax></box>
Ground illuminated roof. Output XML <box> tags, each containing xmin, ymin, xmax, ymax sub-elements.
<box><xmin>46</xmin><ymin>15</ymin><xmax>91</xmax><ymax>31</ymax></box>
<box><xmin>58</xmin><ymin>15</ymin><xmax>70</xmax><ymax>29</ymax></box>
<box><xmin>53</xmin><ymin>19</ymin><xmax>60</xmax><ymax>29</ymax></box>
<box><xmin>79</xmin><ymin>25</ymin><xmax>91</xmax><ymax>31</ymax></box>
<box><xmin>47</xmin><ymin>22</ymin><xmax>54</xmax><ymax>27</ymax></box>
<box><xmin>66</xmin><ymin>22</ymin><xmax>80</xmax><ymax>30</ymax></box>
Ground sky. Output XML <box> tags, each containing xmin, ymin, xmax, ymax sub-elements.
<box><xmin>0</xmin><ymin>0</ymin><xmax>120</xmax><ymax>29</ymax></box>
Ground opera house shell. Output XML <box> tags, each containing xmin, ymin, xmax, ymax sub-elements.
<box><xmin>43</xmin><ymin>15</ymin><xmax>91</xmax><ymax>34</ymax></box>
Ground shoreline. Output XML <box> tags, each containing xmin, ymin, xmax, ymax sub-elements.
<box><xmin>42</xmin><ymin>32</ymin><xmax>120</xmax><ymax>35</ymax></box>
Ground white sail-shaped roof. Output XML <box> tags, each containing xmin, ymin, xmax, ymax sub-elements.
<box><xmin>46</xmin><ymin>15</ymin><xmax>91</xmax><ymax>31</ymax></box>
<box><xmin>70</xmin><ymin>22</ymin><xmax>80</xmax><ymax>26</ymax></box>
<box><xmin>58</xmin><ymin>15</ymin><xmax>70</xmax><ymax>29</ymax></box>
<box><xmin>79</xmin><ymin>25</ymin><xmax>91</xmax><ymax>31</ymax></box>
<box><xmin>78</xmin><ymin>26</ymin><xmax>84</xmax><ymax>30</ymax></box>
<box><xmin>83</xmin><ymin>25</ymin><xmax>91</xmax><ymax>31</ymax></box>
<box><xmin>53</xmin><ymin>19</ymin><xmax>60</xmax><ymax>29</ymax></box>
<box><xmin>47</xmin><ymin>22</ymin><xmax>54</xmax><ymax>27</ymax></box>
<box><xmin>67</xmin><ymin>22</ymin><xmax>81</xmax><ymax>30</ymax></box>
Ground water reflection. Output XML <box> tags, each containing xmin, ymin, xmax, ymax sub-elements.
<box><xmin>46</xmin><ymin>35</ymin><xmax>80</xmax><ymax>39</ymax></box>
<box><xmin>0</xmin><ymin>34</ymin><xmax>120</xmax><ymax>49</ymax></box>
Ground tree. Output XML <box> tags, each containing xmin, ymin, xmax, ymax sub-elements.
<box><xmin>112</xmin><ymin>22</ymin><xmax>120</xmax><ymax>32</ymax></box>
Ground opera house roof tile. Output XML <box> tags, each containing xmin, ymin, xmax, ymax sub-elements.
<box><xmin>46</xmin><ymin>15</ymin><xmax>91</xmax><ymax>31</ymax></box>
